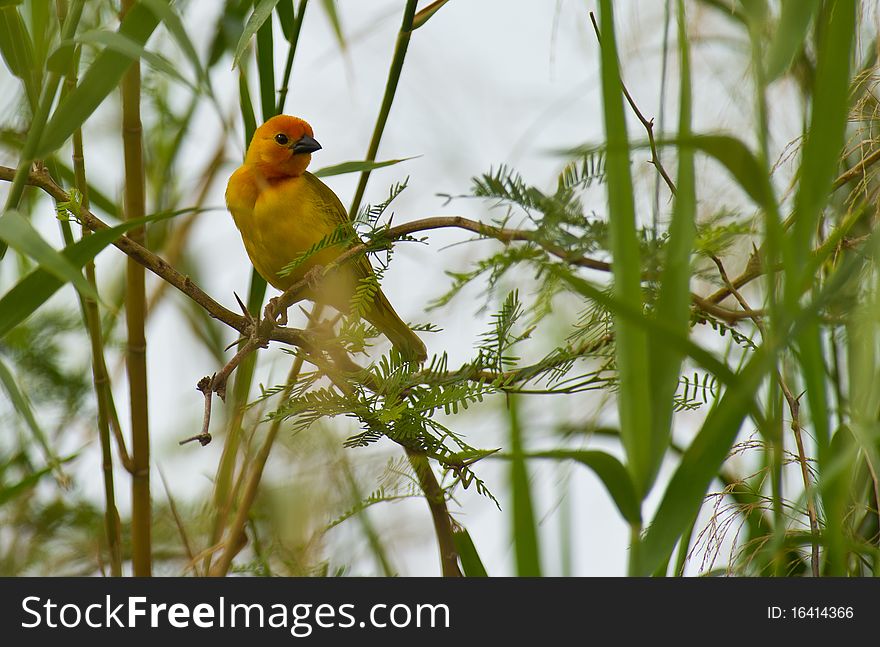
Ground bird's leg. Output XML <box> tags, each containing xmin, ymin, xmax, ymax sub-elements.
<box><xmin>264</xmin><ymin>265</ymin><xmax>325</xmax><ymax>326</ymax></box>
<box><xmin>264</xmin><ymin>296</ymin><xmax>288</xmax><ymax>326</ymax></box>
<box><xmin>304</xmin><ymin>264</ymin><xmax>325</xmax><ymax>292</ymax></box>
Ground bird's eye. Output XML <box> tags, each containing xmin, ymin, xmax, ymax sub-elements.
<box><xmin>274</xmin><ymin>133</ymin><xmax>289</xmax><ymax>145</ymax></box>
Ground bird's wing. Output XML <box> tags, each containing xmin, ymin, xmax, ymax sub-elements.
<box><xmin>302</xmin><ymin>172</ymin><xmax>377</xmax><ymax>282</ymax></box>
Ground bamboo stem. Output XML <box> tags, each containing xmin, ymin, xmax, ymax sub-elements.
<box><xmin>120</xmin><ymin>0</ymin><xmax>151</xmax><ymax>577</ymax></box>
<box><xmin>55</xmin><ymin>0</ymin><xmax>123</xmax><ymax>577</ymax></box>
<box><xmin>276</xmin><ymin>0</ymin><xmax>309</xmax><ymax>115</ymax></box>
<box><xmin>348</xmin><ymin>0</ymin><xmax>419</xmax><ymax>218</ymax></box>
<box><xmin>208</xmin><ymin>344</ymin><xmax>311</xmax><ymax>576</ymax></box>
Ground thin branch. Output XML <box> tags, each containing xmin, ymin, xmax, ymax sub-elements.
<box><xmin>778</xmin><ymin>378</ymin><xmax>821</xmax><ymax>578</ymax></box>
<box><xmin>832</xmin><ymin>146</ymin><xmax>880</xmax><ymax>191</ymax></box>
<box><xmin>208</xmin><ymin>313</ymin><xmax>317</xmax><ymax>577</ymax></box>
<box><xmin>406</xmin><ymin>447</ymin><xmax>462</xmax><ymax>577</ymax></box>
<box><xmin>712</xmin><ymin>255</ymin><xmax>820</xmax><ymax>577</ymax></box>
<box><xmin>589</xmin><ymin>11</ymin><xmax>677</xmax><ymax>196</ymax></box>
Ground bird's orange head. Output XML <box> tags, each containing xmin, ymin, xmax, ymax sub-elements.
<box><xmin>244</xmin><ymin>115</ymin><xmax>322</xmax><ymax>179</ymax></box>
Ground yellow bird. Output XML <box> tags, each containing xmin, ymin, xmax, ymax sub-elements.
<box><xmin>225</xmin><ymin>115</ymin><xmax>427</xmax><ymax>362</ymax></box>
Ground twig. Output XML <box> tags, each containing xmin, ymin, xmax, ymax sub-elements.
<box><xmin>778</xmin><ymin>379</ymin><xmax>821</xmax><ymax>578</ymax></box>
<box><xmin>208</xmin><ymin>318</ymin><xmax>317</xmax><ymax>577</ymax></box>
<box><xmin>589</xmin><ymin>11</ymin><xmax>677</xmax><ymax>196</ymax></box>
<box><xmin>832</xmin><ymin>147</ymin><xmax>880</xmax><ymax>191</ymax></box>
<box><xmin>712</xmin><ymin>255</ymin><xmax>820</xmax><ymax>577</ymax></box>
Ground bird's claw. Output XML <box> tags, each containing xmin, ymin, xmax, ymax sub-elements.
<box><xmin>264</xmin><ymin>296</ymin><xmax>288</xmax><ymax>326</ymax></box>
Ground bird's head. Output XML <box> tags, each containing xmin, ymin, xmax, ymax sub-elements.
<box><xmin>244</xmin><ymin>115</ymin><xmax>322</xmax><ymax>179</ymax></box>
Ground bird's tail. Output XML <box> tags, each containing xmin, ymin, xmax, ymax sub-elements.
<box><xmin>366</xmin><ymin>290</ymin><xmax>427</xmax><ymax>363</ymax></box>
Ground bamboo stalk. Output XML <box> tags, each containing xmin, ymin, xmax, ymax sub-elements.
<box><xmin>208</xmin><ymin>330</ymin><xmax>314</xmax><ymax>576</ymax></box>
<box><xmin>120</xmin><ymin>0</ymin><xmax>151</xmax><ymax>577</ymax></box>
<box><xmin>55</xmin><ymin>0</ymin><xmax>123</xmax><ymax>577</ymax></box>
<box><xmin>348</xmin><ymin>0</ymin><xmax>418</xmax><ymax>218</ymax></box>
<box><xmin>276</xmin><ymin>0</ymin><xmax>309</xmax><ymax>115</ymax></box>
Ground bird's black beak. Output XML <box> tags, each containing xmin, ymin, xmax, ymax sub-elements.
<box><xmin>291</xmin><ymin>135</ymin><xmax>322</xmax><ymax>154</ymax></box>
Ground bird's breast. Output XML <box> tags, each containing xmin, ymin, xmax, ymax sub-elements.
<box><xmin>233</xmin><ymin>174</ymin><xmax>339</xmax><ymax>290</ymax></box>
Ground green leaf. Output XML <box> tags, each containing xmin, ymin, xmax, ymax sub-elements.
<box><xmin>646</xmin><ymin>0</ymin><xmax>696</xmax><ymax>493</ymax></box>
<box><xmin>0</xmin><ymin>209</ymin><xmax>180</xmax><ymax>337</ymax></box>
<box><xmin>673</xmin><ymin>135</ymin><xmax>773</xmax><ymax>211</ymax></box>
<box><xmin>70</xmin><ymin>30</ymin><xmax>195</xmax><ymax>91</ymax></box>
<box><xmin>255</xmin><ymin>8</ymin><xmax>275</xmax><ymax>121</ymax></box>
<box><xmin>139</xmin><ymin>0</ymin><xmax>207</xmax><ymax>85</ymax></box>
<box><xmin>276</xmin><ymin>0</ymin><xmax>296</xmax><ymax>42</ymax></box>
<box><xmin>572</xmin><ymin>134</ymin><xmax>773</xmax><ymax>211</ymax></box>
<box><xmin>764</xmin><ymin>0</ymin><xmax>821</xmax><ymax>81</ymax></box>
<box><xmin>452</xmin><ymin>527</ymin><xmax>488</xmax><ymax>577</ymax></box>
<box><xmin>0</xmin><ymin>356</ymin><xmax>68</xmax><ymax>483</ymax></box>
<box><xmin>598</xmin><ymin>0</ymin><xmax>653</xmax><ymax>497</ymax></box>
<box><xmin>238</xmin><ymin>69</ymin><xmax>258</xmax><ymax>147</ymax></box>
<box><xmin>638</xmin><ymin>352</ymin><xmax>769</xmax><ymax>574</ymax></box>
<box><xmin>35</xmin><ymin>0</ymin><xmax>162</xmax><ymax>157</ymax></box>
<box><xmin>508</xmin><ymin>395</ymin><xmax>541</xmax><ymax>576</ymax></box>
<box><xmin>412</xmin><ymin>0</ymin><xmax>451</xmax><ymax>30</ymax></box>
<box><xmin>0</xmin><ymin>210</ymin><xmax>100</xmax><ymax>302</ymax></box>
<box><xmin>0</xmin><ymin>461</ymin><xmax>60</xmax><ymax>506</ymax></box>
<box><xmin>313</xmin><ymin>157</ymin><xmax>417</xmax><ymax>178</ymax></box>
<box><xmin>788</xmin><ymin>0</ymin><xmax>855</xmax><ymax>297</ymax></box>
<box><xmin>526</xmin><ymin>450</ymin><xmax>641</xmax><ymax>524</ymax></box>
<box><xmin>232</xmin><ymin>0</ymin><xmax>281</xmax><ymax>69</ymax></box>
<box><xmin>320</xmin><ymin>0</ymin><xmax>346</xmax><ymax>52</ymax></box>
<box><xmin>0</xmin><ymin>5</ymin><xmax>38</xmax><ymax>108</ymax></box>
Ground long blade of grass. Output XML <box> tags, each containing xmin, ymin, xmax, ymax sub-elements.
<box><xmin>508</xmin><ymin>395</ymin><xmax>541</xmax><ymax>576</ymax></box>
<box><xmin>787</xmin><ymin>0</ymin><xmax>855</xmax><ymax>303</ymax></box>
<box><xmin>0</xmin><ymin>5</ymin><xmax>38</xmax><ymax>108</ymax></box>
<box><xmin>597</xmin><ymin>0</ymin><xmax>653</xmax><ymax>500</ymax></box>
<box><xmin>313</xmin><ymin>157</ymin><xmax>416</xmax><ymax>178</ymax></box>
<box><xmin>412</xmin><ymin>0</ymin><xmax>451</xmax><ymax>31</ymax></box>
<box><xmin>0</xmin><ymin>210</ymin><xmax>176</xmax><ymax>337</ymax></box>
<box><xmin>232</xmin><ymin>0</ymin><xmax>280</xmax><ymax>69</ymax></box>
<box><xmin>70</xmin><ymin>29</ymin><xmax>196</xmax><ymax>91</ymax></box>
<box><xmin>0</xmin><ymin>210</ymin><xmax>100</xmax><ymax>302</ymax></box>
<box><xmin>764</xmin><ymin>0</ymin><xmax>821</xmax><ymax>81</ymax></box>
<box><xmin>35</xmin><ymin>0</ymin><xmax>161</xmax><ymax>158</ymax></box>
<box><xmin>0</xmin><ymin>356</ymin><xmax>68</xmax><ymax>483</ymax></box>
<box><xmin>452</xmin><ymin>527</ymin><xmax>488</xmax><ymax>577</ymax></box>
<box><xmin>275</xmin><ymin>0</ymin><xmax>308</xmax><ymax>114</ymax></box>
<box><xmin>255</xmin><ymin>7</ymin><xmax>275</xmax><ymax>121</ymax></box>
<box><xmin>638</xmin><ymin>351</ymin><xmax>769</xmax><ymax>574</ymax></box>
<box><xmin>788</xmin><ymin>0</ymin><xmax>856</xmax><ymax>575</ymax></box>
<box><xmin>646</xmin><ymin>0</ymin><xmax>695</xmax><ymax>491</ymax></box>
<box><xmin>238</xmin><ymin>69</ymin><xmax>257</xmax><ymax>145</ymax></box>
<box><xmin>523</xmin><ymin>450</ymin><xmax>640</xmax><ymax>525</ymax></box>
<box><xmin>319</xmin><ymin>0</ymin><xmax>346</xmax><ymax>53</ymax></box>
